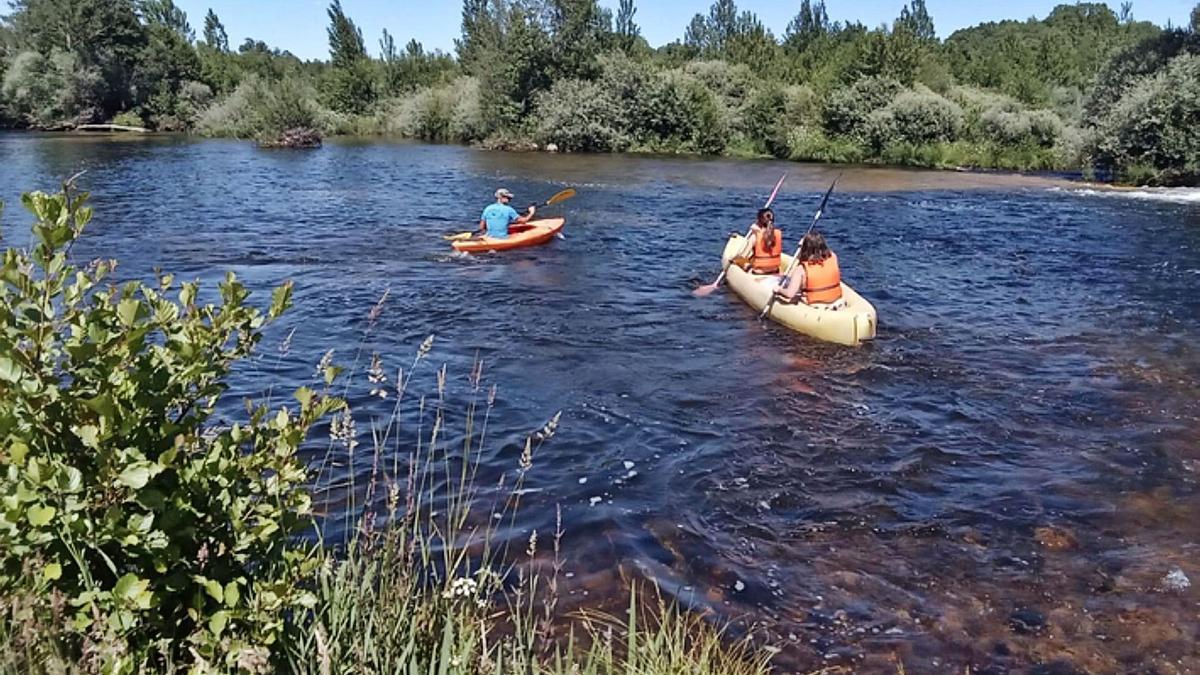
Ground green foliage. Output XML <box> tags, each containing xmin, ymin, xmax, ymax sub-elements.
<box><xmin>0</xmin><ymin>50</ymin><xmax>101</xmax><ymax>128</ymax></box>
<box><xmin>196</xmin><ymin>76</ymin><xmax>325</xmax><ymax>141</ymax></box>
<box><xmin>868</xmin><ymin>88</ymin><xmax>964</xmax><ymax>148</ymax></box>
<box><xmin>322</xmin><ymin>0</ymin><xmax>375</xmax><ymax>114</ymax></box>
<box><xmin>0</xmin><ymin>180</ymin><xmax>341</xmax><ymax>671</ymax></box>
<box><xmin>6</xmin><ymin>0</ymin><xmax>145</xmax><ymax>116</ymax></box>
<box><xmin>202</xmin><ymin>9</ymin><xmax>228</xmax><ymax>52</ymax></box>
<box><xmin>1090</xmin><ymin>52</ymin><xmax>1200</xmax><ymax>185</ymax></box>
<box><xmin>384</xmin><ymin>76</ymin><xmax>488</xmax><ymax>142</ymax></box>
<box><xmin>945</xmin><ymin>3</ymin><xmax>1160</xmax><ymax>105</ymax></box>
<box><xmin>822</xmin><ymin>75</ymin><xmax>903</xmax><ymax>138</ymax></box>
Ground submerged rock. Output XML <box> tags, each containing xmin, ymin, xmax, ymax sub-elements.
<box><xmin>259</xmin><ymin>127</ymin><xmax>322</xmax><ymax>149</ymax></box>
<box><xmin>1161</xmin><ymin>568</ymin><xmax>1191</xmax><ymax>592</ymax></box>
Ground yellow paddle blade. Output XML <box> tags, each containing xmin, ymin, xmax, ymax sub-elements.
<box><xmin>443</xmin><ymin>231</ymin><xmax>474</xmax><ymax>241</ymax></box>
<box><xmin>545</xmin><ymin>188</ymin><xmax>576</xmax><ymax>206</ymax></box>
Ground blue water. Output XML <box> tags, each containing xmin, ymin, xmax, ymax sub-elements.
<box><xmin>3</xmin><ymin>132</ymin><xmax>1199</xmax><ymax>672</ymax></box>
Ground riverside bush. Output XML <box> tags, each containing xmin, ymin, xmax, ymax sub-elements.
<box><xmin>533</xmin><ymin>78</ymin><xmax>629</xmax><ymax>152</ymax></box>
<box><xmin>0</xmin><ymin>51</ymin><xmax>102</xmax><ymax>129</ymax></box>
<box><xmin>196</xmin><ymin>76</ymin><xmax>326</xmax><ymax>142</ymax></box>
<box><xmin>384</xmin><ymin>76</ymin><xmax>489</xmax><ymax>142</ymax></box>
<box><xmin>822</xmin><ymin>76</ymin><xmax>903</xmax><ymax>139</ymax></box>
<box><xmin>870</xmin><ymin>89</ymin><xmax>964</xmax><ymax>147</ymax></box>
<box><xmin>0</xmin><ymin>181</ymin><xmax>342</xmax><ymax>672</ymax></box>
<box><xmin>1090</xmin><ymin>52</ymin><xmax>1200</xmax><ymax>185</ymax></box>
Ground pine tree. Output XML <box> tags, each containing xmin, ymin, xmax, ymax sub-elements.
<box><xmin>203</xmin><ymin>8</ymin><xmax>228</xmax><ymax>51</ymax></box>
<box><xmin>784</xmin><ymin>0</ymin><xmax>830</xmax><ymax>53</ymax></box>
<box><xmin>615</xmin><ymin>0</ymin><xmax>640</xmax><ymax>51</ymax></box>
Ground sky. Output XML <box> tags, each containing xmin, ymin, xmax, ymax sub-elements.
<box><xmin>174</xmin><ymin>0</ymin><xmax>1198</xmax><ymax>61</ymax></box>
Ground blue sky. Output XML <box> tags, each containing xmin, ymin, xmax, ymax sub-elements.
<box><xmin>174</xmin><ymin>0</ymin><xmax>1197</xmax><ymax>61</ymax></box>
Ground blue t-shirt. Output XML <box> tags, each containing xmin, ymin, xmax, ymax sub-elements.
<box><xmin>481</xmin><ymin>203</ymin><xmax>520</xmax><ymax>238</ymax></box>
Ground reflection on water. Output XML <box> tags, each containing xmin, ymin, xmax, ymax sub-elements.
<box><xmin>2</xmin><ymin>132</ymin><xmax>1199</xmax><ymax>672</ymax></box>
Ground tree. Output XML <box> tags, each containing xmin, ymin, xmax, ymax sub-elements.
<box><xmin>1191</xmin><ymin>3</ymin><xmax>1199</xmax><ymax>32</ymax></box>
<box><xmin>140</xmin><ymin>0</ymin><xmax>193</xmax><ymax>41</ymax></box>
<box><xmin>615</xmin><ymin>0</ymin><xmax>640</xmax><ymax>52</ymax></box>
<box><xmin>203</xmin><ymin>8</ymin><xmax>228</xmax><ymax>51</ymax></box>
<box><xmin>547</xmin><ymin>0</ymin><xmax>612</xmax><ymax>80</ymax></box>
<box><xmin>323</xmin><ymin>0</ymin><xmax>374</xmax><ymax>113</ymax></box>
<box><xmin>895</xmin><ymin>0</ymin><xmax>935</xmax><ymax>44</ymax></box>
<box><xmin>4</xmin><ymin>0</ymin><xmax>146</xmax><ymax>117</ymax></box>
<box><xmin>784</xmin><ymin>0</ymin><xmax>830</xmax><ymax>53</ymax></box>
<box><xmin>326</xmin><ymin>0</ymin><xmax>367</xmax><ymax>68</ymax></box>
<box><xmin>456</xmin><ymin>0</ymin><xmax>500</xmax><ymax>72</ymax></box>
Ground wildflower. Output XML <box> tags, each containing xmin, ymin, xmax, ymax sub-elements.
<box><xmin>418</xmin><ymin>334</ymin><xmax>434</xmax><ymax>359</ymax></box>
<box><xmin>368</xmin><ymin>352</ymin><xmax>388</xmax><ymax>399</ymax></box>
<box><xmin>534</xmin><ymin>411</ymin><xmax>562</xmax><ymax>441</ymax></box>
<box><xmin>441</xmin><ymin>576</ymin><xmax>479</xmax><ymax>599</ymax></box>
<box><xmin>519</xmin><ymin>438</ymin><xmax>533</xmax><ymax>472</ymax></box>
<box><xmin>329</xmin><ymin>408</ymin><xmax>358</xmax><ymax>451</ymax></box>
<box><xmin>278</xmin><ymin>327</ymin><xmax>295</xmax><ymax>357</ymax></box>
<box><xmin>367</xmin><ymin>288</ymin><xmax>389</xmax><ymax>328</ymax></box>
<box><xmin>526</xmin><ymin>529</ymin><xmax>538</xmax><ymax>558</ymax></box>
<box><xmin>315</xmin><ymin>349</ymin><xmax>334</xmax><ymax>379</ymax></box>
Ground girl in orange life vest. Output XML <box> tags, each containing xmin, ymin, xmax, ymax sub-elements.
<box><xmin>776</xmin><ymin>230</ymin><xmax>844</xmax><ymax>305</ymax></box>
<box><xmin>741</xmin><ymin>208</ymin><xmax>783</xmax><ymax>274</ymax></box>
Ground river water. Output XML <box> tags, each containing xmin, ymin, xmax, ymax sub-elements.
<box><xmin>3</xmin><ymin>133</ymin><xmax>1199</xmax><ymax>673</ymax></box>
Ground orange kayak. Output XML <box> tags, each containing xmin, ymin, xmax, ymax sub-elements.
<box><xmin>451</xmin><ymin>218</ymin><xmax>566</xmax><ymax>254</ymax></box>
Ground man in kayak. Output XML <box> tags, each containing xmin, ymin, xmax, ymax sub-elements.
<box><xmin>478</xmin><ymin>188</ymin><xmax>536</xmax><ymax>239</ymax></box>
<box><xmin>775</xmin><ymin>230</ymin><xmax>844</xmax><ymax>306</ymax></box>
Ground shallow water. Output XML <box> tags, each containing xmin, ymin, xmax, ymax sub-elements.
<box><xmin>3</xmin><ymin>133</ymin><xmax>1199</xmax><ymax>673</ymax></box>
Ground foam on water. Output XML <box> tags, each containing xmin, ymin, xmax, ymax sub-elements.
<box><xmin>1056</xmin><ymin>185</ymin><xmax>1200</xmax><ymax>204</ymax></box>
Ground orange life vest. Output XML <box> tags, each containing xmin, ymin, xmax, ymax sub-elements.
<box><xmin>752</xmin><ymin>228</ymin><xmax>782</xmax><ymax>274</ymax></box>
<box><xmin>801</xmin><ymin>252</ymin><xmax>842</xmax><ymax>304</ymax></box>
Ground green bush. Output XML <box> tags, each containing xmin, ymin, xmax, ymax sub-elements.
<box><xmin>0</xmin><ymin>181</ymin><xmax>341</xmax><ymax>672</ymax></box>
<box><xmin>783</xmin><ymin>125</ymin><xmax>868</xmax><ymax>164</ymax></box>
<box><xmin>822</xmin><ymin>76</ymin><xmax>903</xmax><ymax>138</ymax></box>
<box><xmin>1090</xmin><ymin>52</ymin><xmax>1200</xmax><ymax>185</ymax></box>
<box><xmin>875</xmin><ymin>89</ymin><xmax>964</xmax><ymax>146</ymax></box>
<box><xmin>196</xmin><ymin>76</ymin><xmax>326</xmax><ymax>140</ymax></box>
<box><xmin>111</xmin><ymin>110</ymin><xmax>146</xmax><ymax>128</ymax></box>
<box><xmin>383</xmin><ymin>77</ymin><xmax>489</xmax><ymax>143</ymax></box>
<box><xmin>0</xmin><ymin>50</ymin><xmax>102</xmax><ymax>129</ymax></box>
<box><xmin>533</xmin><ymin>78</ymin><xmax>630</xmax><ymax>152</ymax></box>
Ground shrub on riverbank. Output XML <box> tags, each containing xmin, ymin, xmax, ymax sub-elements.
<box><xmin>0</xmin><ymin>183</ymin><xmax>772</xmax><ymax>674</ymax></box>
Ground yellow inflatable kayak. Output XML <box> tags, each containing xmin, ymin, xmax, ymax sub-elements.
<box><xmin>720</xmin><ymin>234</ymin><xmax>877</xmax><ymax>346</ymax></box>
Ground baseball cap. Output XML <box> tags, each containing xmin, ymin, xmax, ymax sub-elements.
<box><xmin>495</xmin><ymin>188</ymin><xmax>514</xmax><ymax>199</ymax></box>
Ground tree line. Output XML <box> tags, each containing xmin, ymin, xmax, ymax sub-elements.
<box><xmin>1</xmin><ymin>0</ymin><xmax>1197</xmax><ymax>184</ymax></box>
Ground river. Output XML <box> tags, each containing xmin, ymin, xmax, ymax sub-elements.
<box><xmin>3</xmin><ymin>133</ymin><xmax>1199</xmax><ymax>673</ymax></box>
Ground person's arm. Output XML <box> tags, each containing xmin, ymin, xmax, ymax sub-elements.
<box><xmin>478</xmin><ymin>218</ymin><xmax>487</xmax><ymax>233</ymax></box>
<box><xmin>780</xmin><ymin>265</ymin><xmax>806</xmax><ymax>300</ymax></box>
<box><xmin>514</xmin><ymin>204</ymin><xmax>536</xmax><ymax>225</ymax></box>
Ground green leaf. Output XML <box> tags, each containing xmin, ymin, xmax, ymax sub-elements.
<box><xmin>27</xmin><ymin>504</ymin><xmax>56</xmax><ymax>527</ymax></box>
<box><xmin>117</xmin><ymin>298</ymin><xmax>139</xmax><ymax>327</ymax></box>
<box><xmin>209</xmin><ymin>610</ymin><xmax>229</xmax><ymax>637</ymax></box>
<box><xmin>270</xmin><ymin>281</ymin><xmax>293</xmax><ymax>319</ymax></box>
<box><xmin>113</xmin><ymin>573</ymin><xmax>152</xmax><ymax>610</ymax></box>
<box><xmin>0</xmin><ymin>356</ymin><xmax>22</xmax><ymax>383</ymax></box>
<box><xmin>204</xmin><ymin>578</ymin><xmax>224</xmax><ymax>603</ymax></box>
<box><xmin>9</xmin><ymin>441</ymin><xmax>28</xmax><ymax>465</ymax></box>
<box><xmin>117</xmin><ymin>464</ymin><xmax>153</xmax><ymax>490</ymax></box>
<box><xmin>43</xmin><ymin>563</ymin><xmax>62</xmax><ymax>581</ymax></box>
<box><xmin>73</xmin><ymin>425</ymin><xmax>100</xmax><ymax>449</ymax></box>
<box><xmin>294</xmin><ymin>387</ymin><xmax>314</xmax><ymax>410</ymax></box>
<box><xmin>223</xmin><ymin>581</ymin><xmax>240</xmax><ymax>608</ymax></box>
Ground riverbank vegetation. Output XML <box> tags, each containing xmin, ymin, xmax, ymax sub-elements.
<box><xmin>1</xmin><ymin>0</ymin><xmax>1197</xmax><ymax>181</ymax></box>
<box><xmin>0</xmin><ymin>181</ymin><xmax>772</xmax><ymax>673</ymax></box>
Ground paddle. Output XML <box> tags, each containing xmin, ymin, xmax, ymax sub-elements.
<box><xmin>692</xmin><ymin>173</ymin><xmax>788</xmax><ymax>297</ymax></box>
<box><xmin>758</xmin><ymin>175</ymin><xmax>840</xmax><ymax>321</ymax></box>
<box><xmin>444</xmin><ymin>188</ymin><xmax>577</xmax><ymax>241</ymax></box>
